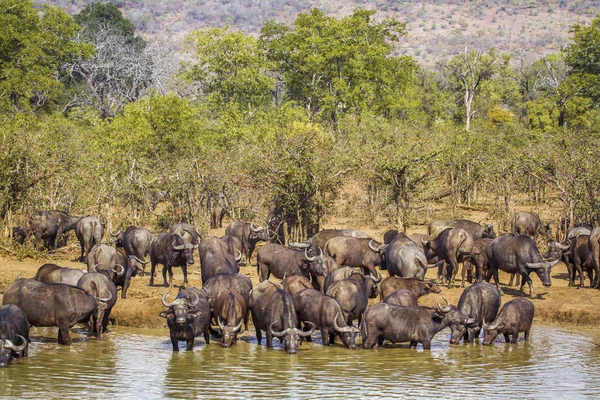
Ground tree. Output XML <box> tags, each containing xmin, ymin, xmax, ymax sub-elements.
<box><xmin>181</xmin><ymin>27</ymin><xmax>275</xmax><ymax>112</ymax></box>
<box><xmin>445</xmin><ymin>46</ymin><xmax>501</xmax><ymax>131</ymax></box>
<box><xmin>0</xmin><ymin>0</ymin><xmax>90</xmax><ymax>114</ymax></box>
<box><xmin>261</xmin><ymin>8</ymin><xmax>416</xmax><ymax>127</ymax></box>
<box><xmin>65</xmin><ymin>2</ymin><xmax>152</xmax><ymax>119</ymax></box>
<box><xmin>564</xmin><ymin>15</ymin><xmax>600</xmax><ymax>106</ymax></box>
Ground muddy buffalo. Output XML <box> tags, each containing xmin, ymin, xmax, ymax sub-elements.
<box><xmin>249</xmin><ymin>281</ymin><xmax>313</xmax><ymax>354</ymax></box>
<box><xmin>87</xmin><ymin>244</ymin><xmax>147</xmax><ymax>299</ymax></box>
<box><xmin>160</xmin><ymin>289</ymin><xmax>211</xmax><ymax>351</ymax></box>
<box><xmin>383</xmin><ymin>289</ymin><xmax>418</xmax><ymax>307</ymax></box>
<box><xmin>449</xmin><ymin>282</ymin><xmax>501</xmax><ymax>344</ymax></box>
<box><xmin>0</xmin><ymin>305</ymin><xmax>29</xmax><ymax>367</ymax></box>
<box><xmin>369</xmin><ymin>233</ymin><xmax>433</xmax><ymax>279</ymax></box>
<box><xmin>202</xmin><ymin>273</ymin><xmax>252</xmax><ymax>331</ymax></box>
<box><xmin>213</xmin><ymin>288</ymin><xmax>246</xmax><ymax>347</ymax></box>
<box><xmin>77</xmin><ymin>272</ymin><xmax>117</xmax><ymax>339</ymax></box>
<box><xmin>483</xmin><ymin>297</ymin><xmax>534</xmax><ymax>344</ymax></box>
<box><xmin>421</xmin><ymin>228</ymin><xmax>474</xmax><ymax>287</ymax></box>
<box><xmin>324</xmin><ymin>237</ymin><xmax>382</xmax><ymax>278</ymax></box>
<box><xmin>326</xmin><ymin>272</ymin><xmax>378</xmax><ymax>326</ymax></box>
<box><xmin>281</xmin><ymin>275</ymin><xmax>313</xmax><ymax>297</ymax></box>
<box><xmin>362</xmin><ymin>298</ymin><xmax>471</xmax><ymax>350</ymax></box>
<box><xmin>29</xmin><ymin>210</ymin><xmax>82</xmax><ymax>250</ymax></box>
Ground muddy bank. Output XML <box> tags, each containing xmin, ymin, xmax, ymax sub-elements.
<box><xmin>1</xmin><ymin>248</ymin><xmax>600</xmax><ymax>330</ymax></box>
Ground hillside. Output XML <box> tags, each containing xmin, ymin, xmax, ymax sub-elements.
<box><xmin>36</xmin><ymin>0</ymin><xmax>596</xmax><ymax>65</ymax></box>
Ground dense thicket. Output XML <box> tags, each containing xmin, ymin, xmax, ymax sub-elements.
<box><xmin>1</xmin><ymin>1</ymin><xmax>600</xmax><ymax>247</ymax></box>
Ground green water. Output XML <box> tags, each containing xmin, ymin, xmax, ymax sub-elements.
<box><xmin>1</xmin><ymin>325</ymin><xmax>599</xmax><ymax>399</ymax></box>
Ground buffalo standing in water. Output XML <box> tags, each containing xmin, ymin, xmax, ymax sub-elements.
<box><xmin>0</xmin><ymin>305</ymin><xmax>29</xmax><ymax>367</ymax></box>
<box><xmin>483</xmin><ymin>297</ymin><xmax>534</xmax><ymax>345</ymax></box>
<box><xmin>449</xmin><ymin>282</ymin><xmax>501</xmax><ymax>344</ymax></box>
<box><xmin>160</xmin><ymin>289</ymin><xmax>211</xmax><ymax>351</ymax></box>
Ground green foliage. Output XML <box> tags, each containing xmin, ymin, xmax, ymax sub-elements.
<box><xmin>75</xmin><ymin>2</ymin><xmax>145</xmax><ymax>49</ymax></box>
<box><xmin>261</xmin><ymin>8</ymin><xmax>417</xmax><ymax>126</ymax></box>
<box><xmin>181</xmin><ymin>27</ymin><xmax>275</xmax><ymax>113</ymax></box>
<box><xmin>0</xmin><ymin>0</ymin><xmax>91</xmax><ymax>114</ymax></box>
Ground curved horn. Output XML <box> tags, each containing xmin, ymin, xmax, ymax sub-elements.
<box><xmin>436</xmin><ymin>297</ymin><xmax>451</xmax><ymax>313</ymax></box>
<box><xmin>308</xmin><ymin>273</ymin><xmax>313</xmax><ymax>283</ymax></box>
<box><xmin>93</xmin><ymin>263</ymin><xmax>102</xmax><ymax>273</ymax></box>
<box><xmin>421</xmin><ymin>236</ymin><xmax>429</xmax><ymax>247</ymax></box>
<box><xmin>188</xmin><ymin>291</ymin><xmax>199</xmax><ymax>307</ymax></box>
<box><xmin>234</xmin><ymin>249</ymin><xmax>242</xmax><ymax>262</ymax></box>
<box><xmin>218</xmin><ymin>316</ymin><xmax>225</xmax><ymax>330</ymax></box>
<box><xmin>368</xmin><ymin>239</ymin><xmax>383</xmax><ymax>253</ymax></box>
<box><xmin>4</xmin><ymin>335</ymin><xmax>27</xmax><ymax>352</ymax></box>
<box><xmin>333</xmin><ymin>312</ymin><xmax>353</xmax><ymax>333</ymax></box>
<box><xmin>172</xmin><ymin>241</ymin><xmax>186</xmax><ymax>250</ymax></box>
<box><xmin>289</xmin><ymin>242</ymin><xmax>310</xmax><ymax>248</ymax></box>
<box><xmin>162</xmin><ymin>291</ymin><xmax>175</xmax><ymax>307</ymax></box>
<box><xmin>465</xmin><ymin>317</ymin><xmax>477</xmax><ymax>326</ymax></box>
<box><xmin>304</xmin><ymin>248</ymin><xmax>316</xmax><ymax>262</ymax></box>
<box><xmin>250</xmin><ymin>223</ymin><xmax>261</xmax><ymax>232</ymax></box>
<box><xmin>371</xmin><ymin>271</ymin><xmax>382</xmax><ymax>283</ymax></box>
<box><xmin>131</xmin><ymin>256</ymin><xmax>150</xmax><ymax>265</ymax></box>
<box><xmin>110</xmin><ymin>229</ymin><xmax>122</xmax><ymax>237</ymax></box>
<box><xmin>232</xmin><ymin>318</ymin><xmax>243</xmax><ymax>332</ymax></box>
<box><xmin>94</xmin><ymin>289</ymin><xmax>113</xmax><ymax>303</ymax></box>
<box><xmin>527</xmin><ymin>258</ymin><xmax>560</xmax><ymax>269</ymax></box>
<box><xmin>299</xmin><ymin>321</ymin><xmax>315</xmax><ymax>337</ymax></box>
<box><xmin>318</xmin><ymin>247</ymin><xmax>323</xmax><ymax>256</ymax></box>
<box><xmin>553</xmin><ymin>241</ymin><xmax>571</xmax><ymax>251</ymax></box>
<box><xmin>111</xmin><ymin>264</ymin><xmax>125</xmax><ymax>276</ymax></box>
<box><xmin>269</xmin><ymin>321</ymin><xmax>285</xmax><ymax>337</ymax></box>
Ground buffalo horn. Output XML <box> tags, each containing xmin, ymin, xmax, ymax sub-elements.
<box><xmin>93</xmin><ymin>263</ymin><xmax>102</xmax><ymax>273</ymax></box>
<box><xmin>465</xmin><ymin>317</ymin><xmax>478</xmax><ymax>326</ymax></box>
<box><xmin>110</xmin><ymin>229</ymin><xmax>122</xmax><ymax>237</ymax></box>
<box><xmin>298</xmin><ymin>321</ymin><xmax>315</xmax><ymax>337</ymax></box>
<box><xmin>131</xmin><ymin>256</ymin><xmax>150</xmax><ymax>265</ymax></box>
<box><xmin>289</xmin><ymin>242</ymin><xmax>310</xmax><ymax>248</ymax></box>
<box><xmin>436</xmin><ymin>297</ymin><xmax>451</xmax><ymax>313</ymax></box>
<box><xmin>233</xmin><ymin>319</ymin><xmax>243</xmax><ymax>332</ymax></box>
<box><xmin>218</xmin><ymin>316</ymin><xmax>225</xmax><ymax>330</ymax></box>
<box><xmin>188</xmin><ymin>291</ymin><xmax>200</xmax><ymax>307</ymax></box>
<box><xmin>269</xmin><ymin>321</ymin><xmax>286</xmax><ymax>337</ymax></box>
<box><xmin>234</xmin><ymin>249</ymin><xmax>242</xmax><ymax>262</ymax></box>
<box><xmin>95</xmin><ymin>289</ymin><xmax>113</xmax><ymax>303</ymax></box>
<box><xmin>368</xmin><ymin>239</ymin><xmax>382</xmax><ymax>253</ymax></box>
<box><xmin>111</xmin><ymin>264</ymin><xmax>125</xmax><ymax>276</ymax></box>
<box><xmin>526</xmin><ymin>258</ymin><xmax>560</xmax><ymax>269</ymax></box>
<box><xmin>333</xmin><ymin>312</ymin><xmax>354</xmax><ymax>333</ymax></box>
<box><xmin>250</xmin><ymin>223</ymin><xmax>262</xmax><ymax>232</ymax></box>
<box><xmin>172</xmin><ymin>241</ymin><xmax>186</xmax><ymax>250</ymax></box>
<box><xmin>553</xmin><ymin>241</ymin><xmax>570</xmax><ymax>251</ymax></box>
<box><xmin>421</xmin><ymin>236</ymin><xmax>429</xmax><ymax>247</ymax></box>
<box><xmin>318</xmin><ymin>247</ymin><xmax>323</xmax><ymax>256</ymax></box>
<box><xmin>162</xmin><ymin>291</ymin><xmax>175</xmax><ymax>307</ymax></box>
<box><xmin>304</xmin><ymin>248</ymin><xmax>316</xmax><ymax>262</ymax></box>
<box><xmin>4</xmin><ymin>335</ymin><xmax>27</xmax><ymax>352</ymax></box>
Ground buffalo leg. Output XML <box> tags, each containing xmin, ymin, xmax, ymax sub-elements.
<box><xmin>149</xmin><ymin>262</ymin><xmax>157</xmax><ymax>286</ymax></box>
<box><xmin>421</xmin><ymin>339</ymin><xmax>431</xmax><ymax>350</ymax></box>
<box><xmin>321</xmin><ymin>328</ymin><xmax>329</xmax><ymax>346</ymax></box>
<box><xmin>186</xmin><ymin>338</ymin><xmax>194</xmax><ymax>351</ymax></box>
<box><xmin>181</xmin><ymin>264</ymin><xmax>188</xmax><ymax>285</ymax></box>
<box><xmin>204</xmin><ymin>328</ymin><xmax>210</xmax><ymax>344</ymax></box>
<box><xmin>329</xmin><ymin>331</ymin><xmax>336</xmax><ymax>345</ymax></box>
<box><xmin>511</xmin><ymin>330</ymin><xmax>519</xmax><ymax>344</ymax></box>
<box><xmin>122</xmin><ymin>266</ymin><xmax>134</xmax><ymax>299</ymax></box>
<box><xmin>503</xmin><ymin>333</ymin><xmax>510</xmax><ymax>343</ymax></box>
<box><xmin>57</xmin><ymin>324</ymin><xmax>72</xmax><ymax>346</ymax></box>
<box><xmin>409</xmin><ymin>340</ymin><xmax>418</xmax><ymax>349</ymax></box>
<box><xmin>162</xmin><ymin>264</ymin><xmax>169</xmax><ymax>287</ymax></box>
<box><xmin>265</xmin><ymin>332</ymin><xmax>273</xmax><ymax>348</ymax></box>
<box><xmin>171</xmin><ymin>336</ymin><xmax>179</xmax><ymax>351</ymax></box>
<box><xmin>256</xmin><ymin>328</ymin><xmax>262</xmax><ymax>345</ymax></box>
<box><xmin>524</xmin><ymin>329</ymin><xmax>530</xmax><ymax>341</ymax></box>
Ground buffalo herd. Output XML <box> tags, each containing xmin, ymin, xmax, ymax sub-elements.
<box><xmin>4</xmin><ymin>208</ymin><xmax>585</xmax><ymax>366</ymax></box>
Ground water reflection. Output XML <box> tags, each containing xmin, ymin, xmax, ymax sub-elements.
<box><xmin>0</xmin><ymin>326</ymin><xmax>599</xmax><ymax>399</ymax></box>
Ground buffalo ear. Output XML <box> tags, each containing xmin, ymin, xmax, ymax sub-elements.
<box><xmin>159</xmin><ymin>311</ymin><xmax>173</xmax><ymax>319</ymax></box>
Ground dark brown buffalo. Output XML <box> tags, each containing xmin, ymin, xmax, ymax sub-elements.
<box><xmin>379</xmin><ymin>277</ymin><xmax>441</xmax><ymax>301</ymax></box>
<box><xmin>202</xmin><ymin>273</ymin><xmax>252</xmax><ymax>331</ymax></box>
<box><xmin>75</xmin><ymin>216</ymin><xmax>105</xmax><ymax>262</ymax></box>
<box><xmin>324</xmin><ymin>237</ymin><xmax>382</xmax><ymax>278</ymax></box>
<box><xmin>512</xmin><ymin>211</ymin><xmax>552</xmax><ymax>238</ymax></box>
<box><xmin>281</xmin><ymin>275</ymin><xmax>313</xmax><ymax>297</ymax></box>
<box><xmin>483</xmin><ymin>297</ymin><xmax>534</xmax><ymax>344</ymax></box>
<box><xmin>249</xmin><ymin>281</ymin><xmax>313</xmax><ymax>354</ymax></box>
<box><xmin>257</xmin><ymin>243</ymin><xmax>327</xmax><ymax>290</ymax></box>
<box><xmin>77</xmin><ymin>272</ymin><xmax>117</xmax><ymax>339</ymax></box>
<box><xmin>587</xmin><ymin>227</ymin><xmax>600</xmax><ymax>289</ymax></box>
<box><xmin>299</xmin><ymin>229</ymin><xmax>370</xmax><ymax>255</ymax></box>
<box><xmin>326</xmin><ymin>272</ymin><xmax>378</xmax><ymax>326</ymax></box>
<box><xmin>429</xmin><ymin>220</ymin><xmax>495</xmax><ymax>240</ymax></box>
<box><xmin>87</xmin><ymin>244</ymin><xmax>147</xmax><ymax>299</ymax></box>
<box><xmin>3</xmin><ymin>278</ymin><xmax>102</xmax><ymax>345</ymax></box>
<box><xmin>383</xmin><ymin>289</ymin><xmax>418</xmax><ymax>307</ymax></box>
<box><xmin>159</xmin><ymin>288</ymin><xmax>211</xmax><ymax>351</ymax></box>
<box><xmin>486</xmin><ymin>235</ymin><xmax>559</xmax><ymax>297</ymax></box>
<box><xmin>219</xmin><ymin>235</ymin><xmax>243</xmax><ymax>259</ymax></box>
<box><xmin>421</xmin><ymin>227</ymin><xmax>474</xmax><ymax>287</ymax></box>
<box><xmin>170</xmin><ymin>223</ymin><xmax>200</xmax><ymax>245</ymax></box>
<box><xmin>198</xmin><ymin>236</ymin><xmax>240</xmax><ymax>284</ymax></box>
<box><xmin>570</xmin><ymin>234</ymin><xmax>595</xmax><ymax>287</ymax></box>
<box><xmin>362</xmin><ymin>299</ymin><xmax>471</xmax><ymax>350</ymax></box>
<box><xmin>111</xmin><ymin>226</ymin><xmax>153</xmax><ymax>275</ymax></box>
<box><xmin>149</xmin><ymin>234</ymin><xmax>197</xmax><ymax>287</ymax></box>
<box><xmin>463</xmin><ymin>238</ymin><xmax>494</xmax><ymax>284</ymax></box>
<box><xmin>449</xmin><ymin>282</ymin><xmax>501</xmax><ymax>344</ymax></box>
<box><xmin>323</xmin><ymin>267</ymin><xmax>379</xmax><ymax>299</ymax></box>
<box><xmin>383</xmin><ymin>229</ymin><xmax>400</xmax><ymax>244</ymax></box>
<box><xmin>0</xmin><ymin>305</ymin><xmax>29</xmax><ymax>367</ymax></box>
<box><xmin>34</xmin><ymin>264</ymin><xmax>85</xmax><ymax>286</ymax></box>
<box><xmin>212</xmin><ymin>288</ymin><xmax>246</xmax><ymax>347</ymax></box>
<box><xmin>370</xmin><ymin>234</ymin><xmax>433</xmax><ymax>279</ymax></box>
<box><xmin>28</xmin><ymin>210</ymin><xmax>82</xmax><ymax>250</ymax></box>
<box><xmin>225</xmin><ymin>221</ymin><xmax>270</xmax><ymax>264</ymax></box>
<box><xmin>12</xmin><ymin>226</ymin><xmax>30</xmax><ymax>245</ymax></box>
<box><xmin>293</xmin><ymin>289</ymin><xmax>359</xmax><ymax>349</ymax></box>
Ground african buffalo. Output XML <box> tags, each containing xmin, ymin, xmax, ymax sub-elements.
<box><xmin>198</xmin><ymin>236</ymin><xmax>240</xmax><ymax>284</ymax></box>
<box><xmin>11</xmin><ymin>226</ymin><xmax>30</xmax><ymax>245</ymax></box>
<box><xmin>369</xmin><ymin>233</ymin><xmax>433</xmax><ymax>279</ymax></box>
<box><xmin>362</xmin><ymin>298</ymin><xmax>471</xmax><ymax>350</ymax></box>
<box><xmin>421</xmin><ymin>227</ymin><xmax>474</xmax><ymax>287</ymax></box>
<box><xmin>449</xmin><ymin>282</ymin><xmax>501</xmax><ymax>344</ymax></box>
<box><xmin>225</xmin><ymin>221</ymin><xmax>270</xmax><ymax>264</ymax></box>
<box><xmin>212</xmin><ymin>288</ymin><xmax>246</xmax><ymax>347</ymax></box>
<box><xmin>483</xmin><ymin>297</ymin><xmax>534</xmax><ymax>344</ymax></box>
<box><xmin>77</xmin><ymin>272</ymin><xmax>117</xmax><ymax>339</ymax></box>
<box><xmin>383</xmin><ymin>229</ymin><xmax>399</xmax><ymax>244</ymax></box>
<box><xmin>281</xmin><ymin>275</ymin><xmax>313</xmax><ymax>297</ymax></box>
<box><xmin>34</xmin><ymin>264</ymin><xmax>86</xmax><ymax>286</ymax></box>
<box><xmin>219</xmin><ymin>235</ymin><xmax>243</xmax><ymax>258</ymax></box>
<box><xmin>486</xmin><ymin>235</ymin><xmax>559</xmax><ymax>297</ymax></box>
<box><xmin>383</xmin><ymin>289</ymin><xmax>418</xmax><ymax>307</ymax></box>
<box><xmin>29</xmin><ymin>210</ymin><xmax>82</xmax><ymax>250</ymax></box>
<box><xmin>464</xmin><ymin>238</ymin><xmax>494</xmax><ymax>284</ymax></box>
<box><xmin>429</xmin><ymin>220</ymin><xmax>495</xmax><ymax>240</ymax></box>
<box><xmin>160</xmin><ymin>289</ymin><xmax>211</xmax><ymax>351</ymax></box>
<box><xmin>202</xmin><ymin>273</ymin><xmax>252</xmax><ymax>331</ymax></box>
<box><xmin>3</xmin><ymin>278</ymin><xmax>105</xmax><ymax>345</ymax></box>
<box><xmin>111</xmin><ymin>226</ymin><xmax>153</xmax><ymax>275</ymax></box>
<box><xmin>87</xmin><ymin>244</ymin><xmax>147</xmax><ymax>299</ymax></box>
<box><xmin>75</xmin><ymin>216</ymin><xmax>105</xmax><ymax>262</ymax></box>
<box><xmin>324</xmin><ymin>237</ymin><xmax>382</xmax><ymax>278</ymax></box>
<box><xmin>257</xmin><ymin>244</ymin><xmax>327</xmax><ymax>290</ymax></box>
<box><xmin>0</xmin><ymin>305</ymin><xmax>29</xmax><ymax>367</ymax></box>
<box><xmin>378</xmin><ymin>277</ymin><xmax>441</xmax><ymax>301</ymax></box>
<box><xmin>293</xmin><ymin>289</ymin><xmax>359</xmax><ymax>348</ymax></box>
<box><xmin>149</xmin><ymin>234</ymin><xmax>197</xmax><ymax>287</ymax></box>
<box><xmin>325</xmin><ymin>272</ymin><xmax>377</xmax><ymax>326</ymax></box>
<box><xmin>249</xmin><ymin>281</ymin><xmax>313</xmax><ymax>354</ymax></box>
<box><xmin>587</xmin><ymin>228</ymin><xmax>600</xmax><ymax>289</ymax></box>
<box><xmin>570</xmin><ymin>234</ymin><xmax>595</xmax><ymax>287</ymax></box>
<box><xmin>170</xmin><ymin>223</ymin><xmax>200</xmax><ymax>245</ymax></box>
<box><xmin>300</xmin><ymin>229</ymin><xmax>370</xmax><ymax>255</ymax></box>
<box><xmin>512</xmin><ymin>211</ymin><xmax>552</xmax><ymax>238</ymax></box>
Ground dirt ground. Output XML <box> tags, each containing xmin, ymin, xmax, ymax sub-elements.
<box><xmin>1</xmin><ymin>220</ymin><xmax>600</xmax><ymax>331</ymax></box>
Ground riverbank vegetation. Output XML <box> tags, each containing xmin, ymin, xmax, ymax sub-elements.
<box><xmin>1</xmin><ymin>1</ymin><xmax>600</xmax><ymax>247</ymax></box>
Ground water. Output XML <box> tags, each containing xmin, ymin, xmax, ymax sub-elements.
<box><xmin>1</xmin><ymin>325</ymin><xmax>599</xmax><ymax>399</ymax></box>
